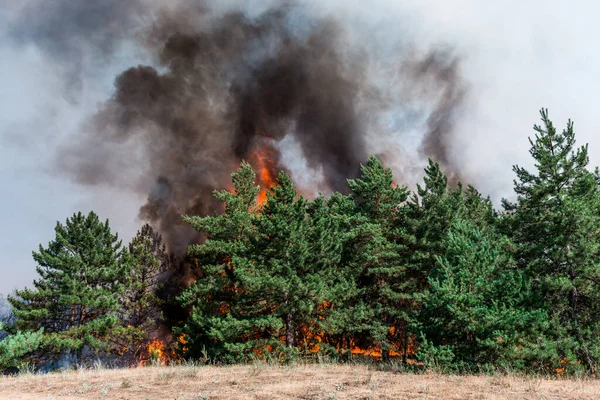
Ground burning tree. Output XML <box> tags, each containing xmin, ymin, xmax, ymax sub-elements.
<box><xmin>179</xmin><ymin>162</ymin><xmax>342</xmax><ymax>361</ymax></box>
<box><xmin>178</xmin><ymin>162</ymin><xmax>262</xmax><ymax>362</ymax></box>
<box><xmin>115</xmin><ymin>224</ymin><xmax>174</xmax><ymax>365</ymax></box>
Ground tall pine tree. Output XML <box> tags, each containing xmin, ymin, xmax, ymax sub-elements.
<box><xmin>115</xmin><ymin>224</ymin><xmax>172</xmax><ymax>363</ymax></box>
<box><xmin>502</xmin><ymin>109</ymin><xmax>600</xmax><ymax>373</ymax></box>
<box><xmin>180</xmin><ymin>164</ymin><xmax>340</xmax><ymax>362</ymax></box>
<box><xmin>326</xmin><ymin>156</ymin><xmax>411</xmax><ymax>359</ymax></box>
<box><xmin>9</xmin><ymin>212</ymin><xmax>126</xmax><ymax>363</ymax></box>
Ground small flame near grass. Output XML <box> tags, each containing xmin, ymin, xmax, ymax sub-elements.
<box><xmin>139</xmin><ymin>339</ymin><xmax>168</xmax><ymax>366</ymax></box>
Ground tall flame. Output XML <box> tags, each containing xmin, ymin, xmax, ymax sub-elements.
<box><xmin>249</xmin><ymin>139</ymin><xmax>278</xmax><ymax>204</ymax></box>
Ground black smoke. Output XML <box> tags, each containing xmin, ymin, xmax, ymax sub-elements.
<box><xmin>11</xmin><ymin>1</ymin><xmax>467</xmax><ymax>254</ymax></box>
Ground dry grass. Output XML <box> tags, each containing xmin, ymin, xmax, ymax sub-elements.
<box><xmin>1</xmin><ymin>363</ymin><xmax>599</xmax><ymax>400</ymax></box>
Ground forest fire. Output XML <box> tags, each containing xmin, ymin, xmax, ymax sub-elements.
<box><xmin>139</xmin><ymin>339</ymin><xmax>168</xmax><ymax>366</ymax></box>
<box><xmin>298</xmin><ymin>332</ymin><xmax>413</xmax><ymax>359</ymax></box>
<box><xmin>249</xmin><ymin>140</ymin><xmax>279</xmax><ymax>204</ymax></box>
<box><xmin>298</xmin><ymin>313</ymin><xmax>416</xmax><ymax>359</ymax></box>
<box><xmin>178</xmin><ymin>334</ymin><xmax>189</xmax><ymax>354</ymax></box>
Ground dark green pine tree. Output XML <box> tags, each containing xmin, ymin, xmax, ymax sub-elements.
<box><xmin>404</xmin><ymin>160</ymin><xmax>466</xmax><ymax>356</ymax></box>
<box><xmin>462</xmin><ymin>185</ymin><xmax>498</xmax><ymax>228</ymax></box>
<box><xmin>9</xmin><ymin>211</ymin><xmax>126</xmax><ymax>363</ymax></box>
<box><xmin>247</xmin><ymin>171</ymin><xmax>328</xmax><ymax>354</ymax></box>
<box><xmin>180</xmin><ymin>163</ymin><xmax>340</xmax><ymax>362</ymax></box>
<box><xmin>407</xmin><ymin>159</ymin><xmax>465</xmax><ymax>277</ymax></box>
<box><xmin>329</xmin><ymin>156</ymin><xmax>411</xmax><ymax>359</ymax></box>
<box><xmin>116</xmin><ymin>224</ymin><xmax>172</xmax><ymax>362</ymax></box>
<box><xmin>417</xmin><ymin>219</ymin><xmax>547</xmax><ymax>372</ymax></box>
<box><xmin>178</xmin><ymin>162</ymin><xmax>261</xmax><ymax>362</ymax></box>
<box><xmin>300</xmin><ymin>194</ymin><xmax>344</xmax><ymax>354</ymax></box>
<box><xmin>502</xmin><ymin>109</ymin><xmax>600</xmax><ymax>374</ymax></box>
<box><xmin>123</xmin><ymin>224</ymin><xmax>171</xmax><ymax>331</ymax></box>
<box><xmin>317</xmin><ymin>191</ymin><xmax>368</xmax><ymax>357</ymax></box>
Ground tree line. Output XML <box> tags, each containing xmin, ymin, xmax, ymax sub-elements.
<box><xmin>3</xmin><ymin>109</ymin><xmax>600</xmax><ymax>375</ymax></box>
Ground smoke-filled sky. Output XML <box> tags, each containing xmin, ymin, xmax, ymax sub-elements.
<box><xmin>1</xmin><ymin>0</ymin><xmax>600</xmax><ymax>295</ymax></box>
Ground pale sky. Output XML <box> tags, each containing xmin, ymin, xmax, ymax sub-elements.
<box><xmin>2</xmin><ymin>0</ymin><xmax>600</xmax><ymax>294</ymax></box>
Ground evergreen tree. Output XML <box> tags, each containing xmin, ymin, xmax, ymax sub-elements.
<box><xmin>116</xmin><ymin>224</ymin><xmax>172</xmax><ymax>363</ymax></box>
<box><xmin>417</xmin><ymin>219</ymin><xmax>547</xmax><ymax>372</ymax></box>
<box><xmin>123</xmin><ymin>224</ymin><xmax>169</xmax><ymax>330</ymax></box>
<box><xmin>315</xmin><ymin>191</ymin><xmax>367</xmax><ymax>358</ymax></box>
<box><xmin>9</xmin><ymin>212</ymin><xmax>126</xmax><ymax>363</ymax></box>
<box><xmin>178</xmin><ymin>162</ymin><xmax>263</xmax><ymax>362</ymax></box>
<box><xmin>0</xmin><ymin>323</ymin><xmax>43</xmax><ymax>371</ymax></box>
<box><xmin>324</xmin><ymin>156</ymin><xmax>410</xmax><ymax>359</ymax></box>
<box><xmin>180</xmin><ymin>164</ymin><xmax>340</xmax><ymax>362</ymax></box>
<box><xmin>247</xmin><ymin>171</ymin><xmax>324</xmax><ymax>354</ymax></box>
<box><xmin>407</xmin><ymin>159</ymin><xmax>465</xmax><ymax>277</ymax></box>
<box><xmin>462</xmin><ymin>185</ymin><xmax>497</xmax><ymax>227</ymax></box>
<box><xmin>300</xmin><ymin>195</ymin><xmax>344</xmax><ymax>355</ymax></box>
<box><xmin>402</xmin><ymin>160</ymin><xmax>466</xmax><ymax>358</ymax></box>
<box><xmin>502</xmin><ymin>109</ymin><xmax>600</xmax><ymax>373</ymax></box>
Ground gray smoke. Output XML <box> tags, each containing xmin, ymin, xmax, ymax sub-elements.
<box><xmin>10</xmin><ymin>1</ymin><xmax>467</xmax><ymax>254</ymax></box>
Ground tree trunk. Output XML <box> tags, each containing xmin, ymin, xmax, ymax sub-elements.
<box><xmin>570</xmin><ymin>265</ymin><xmax>595</xmax><ymax>373</ymax></box>
<box><xmin>402</xmin><ymin>326</ymin><xmax>409</xmax><ymax>364</ymax></box>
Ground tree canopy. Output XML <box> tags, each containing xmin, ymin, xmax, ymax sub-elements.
<box><xmin>5</xmin><ymin>109</ymin><xmax>600</xmax><ymax>375</ymax></box>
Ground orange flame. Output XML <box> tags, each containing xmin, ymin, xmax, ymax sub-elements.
<box><xmin>249</xmin><ymin>140</ymin><xmax>278</xmax><ymax>205</ymax></box>
<box><xmin>296</xmin><ymin>303</ymin><xmax>417</xmax><ymax>359</ymax></box>
<box><xmin>178</xmin><ymin>334</ymin><xmax>189</xmax><ymax>354</ymax></box>
<box><xmin>139</xmin><ymin>338</ymin><xmax>168</xmax><ymax>366</ymax></box>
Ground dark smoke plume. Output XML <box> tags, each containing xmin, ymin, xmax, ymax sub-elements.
<box><xmin>14</xmin><ymin>1</ymin><xmax>467</xmax><ymax>254</ymax></box>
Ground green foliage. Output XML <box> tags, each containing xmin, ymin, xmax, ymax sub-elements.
<box><xmin>180</xmin><ymin>163</ymin><xmax>342</xmax><ymax>362</ymax></box>
<box><xmin>7</xmin><ymin>108</ymin><xmax>600</xmax><ymax>376</ymax></box>
<box><xmin>415</xmin><ymin>335</ymin><xmax>455</xmax><ymax>372</ymax></box>
<box><xmin>326</xmin><ymin>156</ymin><xmax>410</xmax><ymax>358</ymax></box>
<box><xmin>502</xmin><ymin>109</ymin><xmax>600</xmax><ymax>374</ymax></box>
<box><xmin>123</xmin><ymin>224</ymin><xmax>168</xmax><ymax>331</ymax></box>
<box><xmin>9</xmin><ymin>211</ymin><xmax>127</xmax><ymax>363</ymax></box>
<box><xmin>417</xmin><ymin>219</ymin><xmax>547</xmax><ymax>372</ymax></box>
<box><xmin>178</xmin><ymin>162</ymin><xmax>268</xmax><ymax>362</ymax></box>
<box><xmin>117</xmin><ymin>224</ymin><xmax>171</xmax><ymax>361</ymax></box>
<box><xmin>0</xmin><ymin>323</ymin><xmax>43</xmax><ymax>370</ymax></box>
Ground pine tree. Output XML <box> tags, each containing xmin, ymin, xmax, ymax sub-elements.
<box><xmin>116</xmin><ymin>224</ymin><xmax>172</xmax><ymax>363</ymax></box>
<box><xmin>328</xmin><ymin>156</ymin><xmax>411</xmax><ymax>359</ymax></box>
<box><xmin>401</xmin><ymin>160</ymin><xmax>466</xmax><ymax>358</ymax></box>
<box><xmin>316</xmin><ymin>191</ymin><xmax>367</xmax><ymax>358</ymax></box>
<box><xmin>417</xmin><ymin>219</ymin><xmax>546</xmax><ymax>372</ymax></box>
<box><xmin>180</xmin><ymin>164</ymin><xmax>340</xmax><ymax>362</ymax></box>
<box><xmin>0</xmin><ymin>323</ymin><xmax>43</xmax><ymax>371</ymax></box>
<box><xmin>462</xmin><ymin>185</ymin><xmax>497</xmax><ymax>227</ymax></box>
<box><xmin>247</xmin><ymin>171</ymin><xmax>319</xmax><ymax>354</ymax></box>
<box><xmin>178</xmin><ymin>162</ymin><xmax>264</xmax><ymax>362</ymax></box>
<box><xmin>407</xmin><ymin>159</ymin><xmax>465</xmax><ymax>276</ymax></box>
<box><xmin>8</xmin><ymin>211</ymin><xmax>126</xmax><ymax>363</ymax></box>
<box><xmin>502</xmin><ymin>109</ymin><xmax>600</xmax><ymax>373</ymax></box>
<box><xmin>300</xmin><ymin>194</ymin><xmax>344</xmax><ymax>356</ymax></box>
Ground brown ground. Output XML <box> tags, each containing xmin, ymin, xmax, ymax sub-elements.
<box><xmin>1</xmin><ymin>364</ymin><xmax>599</xmax><ymax>400</ymax></box>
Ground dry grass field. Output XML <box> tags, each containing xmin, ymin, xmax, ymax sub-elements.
<box><xmin>1</xmin><ymin>363</ymin><xmax>599</xmax><ymax>400</ymax></box>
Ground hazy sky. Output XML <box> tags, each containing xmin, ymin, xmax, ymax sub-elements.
<box><xmin>2</xmin><ymin>0</ymin><xmax>600</xmax><ymax>295</ymax></box>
